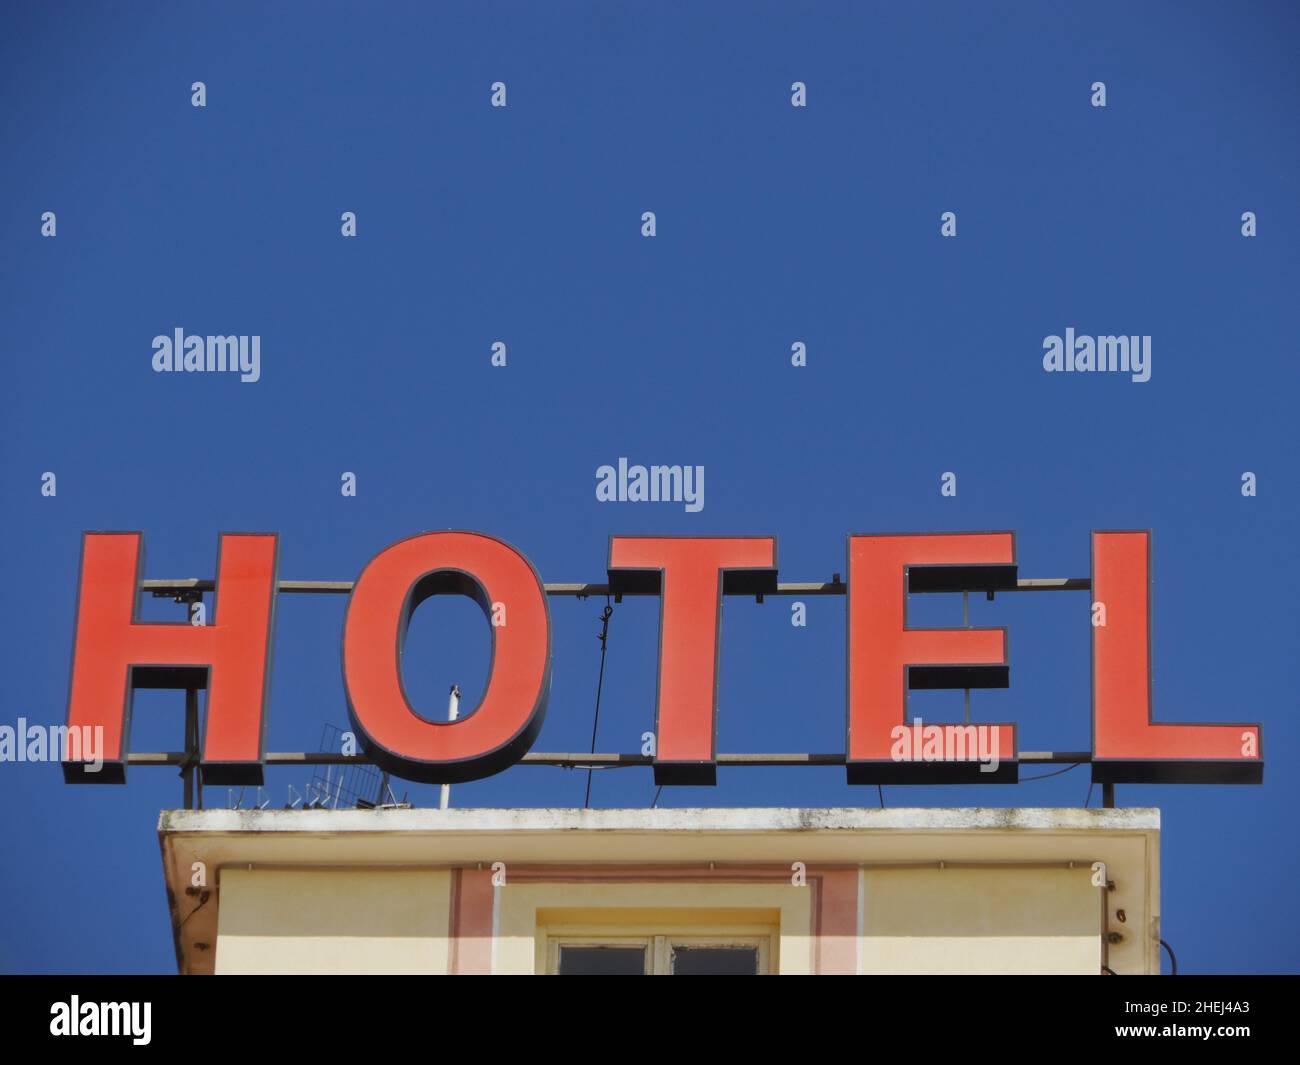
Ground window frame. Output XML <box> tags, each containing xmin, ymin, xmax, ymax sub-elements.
<box><xmin>547</xmin><ymin>931</ymin><xmax>771</xmax><ymax>975</ymax></box>
<box><xmin>665</xmin><ymin>935</ymin><xmax>768</xmax><ymax>975</ymax></box>
<box><xmin>549</xmin><ymin>936</ymin><xmax>653</xmax><ymax>976</ymax></box>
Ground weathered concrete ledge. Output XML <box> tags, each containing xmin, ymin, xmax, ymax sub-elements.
<box><xmin>160</xmin><ymin>805</ymin><xmax>1158</xmax><ymax>836</ymax></box>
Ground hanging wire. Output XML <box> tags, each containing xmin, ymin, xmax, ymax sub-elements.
<box><xmin>1020</xmin><ymin>761</ymin><xmax>1085</xmax><ymax>782</ymax></box>
<box><xmin>177</xmin><ymin>891</ymin><xmax>211</xmax><ymax>930</ymax></box>
<box><xmin>583</xmin><ymin>600</ymin><xmax>615</xmax><ymax>809</ymax></box>
<box><xmin>651</xmin><ymin>785</ymin><xmax>663</xmax><ymax>808</ymax></box>
<box><xmin>1084</xmin><ymin>781</ymin><xmax>1095</xmax><ymax>807</ymax></box>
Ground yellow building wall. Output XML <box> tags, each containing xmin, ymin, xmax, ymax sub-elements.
<box><xmin>212</xmin><ymin>865</ymin><xmax>1104</xmax><ymax>974</ymax></box>
<box><xmin>859</xmin><ymin>866</ymin><xmax>1100</xmax><ymax>974</ymax></box>
<box><xmin>214</xmin><ymin>868</ymin><xmax>452</xmax><ymax>975</ymax></box>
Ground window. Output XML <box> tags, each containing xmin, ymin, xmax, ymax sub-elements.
<box><xmin>555</xmin><ymin>939</ymin><xmax>650</xmax><ymax>975</ymax></box>
<box><xmin>551</xmin><ymin>935</ymin><xmax>769</xmax><ymax>975</ymax></box>
<box><xmin>670</xmin><ymin>943</ymin><xmax>760</xmax><ymax>975</ymax></box>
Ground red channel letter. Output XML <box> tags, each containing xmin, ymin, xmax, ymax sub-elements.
<box><xmin>342</xmin><ymin>531</ymin><xmax>551</xmax><ymax>783</ymax></box>
<box><xmin>1092</xmin><ymin>531</ymin><xmax>1262</xmax><ymax>783</ymax></box>
<box><xmin>846</xmin><ymin>532</ymin><xmax>1017</xmax><ymax>784</ymax></box>
<box><xmin>608</xmin><ymin>536</ymin><xmax>778</xmax><ymax>785</ymax></box>
<box><xmin>64</xmin><ymin>532</ymin><xmax>279</xmax><ymax>784</ymax></box>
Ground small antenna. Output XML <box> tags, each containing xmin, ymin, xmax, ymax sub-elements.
<box><xmin>304</xmin><ymin>723</ymin><xmax>411</xmax><ymax>810</ymax></box>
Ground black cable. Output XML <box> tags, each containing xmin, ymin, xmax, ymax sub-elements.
<box><xmin>1161</xmin><ymin>938</ymin><xmax>1178</xmax><ymax>975</ymax></box>
<box><xmin>651</xmin><ymin>785</ymin><xmax>663</xmax><ymax>808</ymax></box>
<box><xmin>1085</xmin><ymin>781</ymin><xmax>1095</xmax><ymax>808</ymax></box>
<box><xmin>583</xmin><ymin>601</ymin><xmax>614</xmax><ymax>809</ymax></box>
<box><xmin>1020</xmin><ymin>762</ymin><xmax>1084</xmax><ymax>782</ymax></box>
<box><xmin>178</xmin><ymin>890</ymin><xmax>211</xmax><ymax>930</ymax></box>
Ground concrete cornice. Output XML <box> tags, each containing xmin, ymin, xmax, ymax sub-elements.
<box><xmin>160</xmin><ymin>806</ymin><xmax>1159</xmax><ymax>835</ymax></box>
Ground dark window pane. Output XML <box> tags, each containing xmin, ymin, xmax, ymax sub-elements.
<box><xmin>671</xmin><ymin>947</ymin><xmax>759</xmax><ymax>975</ymax></box>
<box><xmin>558</xmin><ymin>946</ymin><xmax>646</xmax><ymax>975</ymax></box>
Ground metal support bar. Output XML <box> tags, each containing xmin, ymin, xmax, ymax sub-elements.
<box><xmin>131</xmin><ymin>749</ymin><xmax>1094</xmax><ymax>768</ymax></box>
<box><xmin>181</xmin><ymin>689</ymin><xmax>198</xmax><ymax>809</ymax></box>
<box><xmin>145</xmin><ymin>577</ymin><xmax>1092</xmax><ymax>597</ymax></box>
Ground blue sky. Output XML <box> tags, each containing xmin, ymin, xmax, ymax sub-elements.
<box><xmin>1</xmin><ymin>1</ymin><xmax>1297</xmax><ymax>974</ymax></box>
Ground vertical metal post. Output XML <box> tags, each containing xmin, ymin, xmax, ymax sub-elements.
<box><xmin>1102</xmin><ymin>782</ymin><xmax>1116</xmax><ymax>808</ymax></box>
<box><xmin>174</xmin><ymin>591</ymin><xmax>203</xmax><ymax>811</ymax></box>
<box><xmin>196</xmin><ymin>707</ymin><xmax>203</xmax><ymax>811</ymax></box>
<box><xmin>962</xmin><ymin>592</ymin><xmax>971</xmax><ymax>724</ymax></box>
<box><xmin>439</xmin><ymin>685</ymin><xmax>461</xmax><ymax>810</ymax></box>
<box><xmin>183</xmin><ymin>687</ymin><xmax>198</xmax><ymax>810</ymax></box>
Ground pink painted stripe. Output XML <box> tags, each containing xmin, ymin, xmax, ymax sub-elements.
<box><xmin>814</xmin><ymin>869</ymin><xmax>858</xmax><ymax>975</ymax></box>
<box><xmin>450</xmin><ymin>867</ymin><xmax>496</xmax><ymax>974</ymax></box>
<box><xmin>445</xmin><ymin>864</ymin><xmax>859</xmax><ymax>974</ymax></box>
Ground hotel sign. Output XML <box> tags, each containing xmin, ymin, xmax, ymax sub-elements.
<box><xmin>61</xmin><ymin>530</ymin><xmax>1262</xmax><ymax>788</ymax></box>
